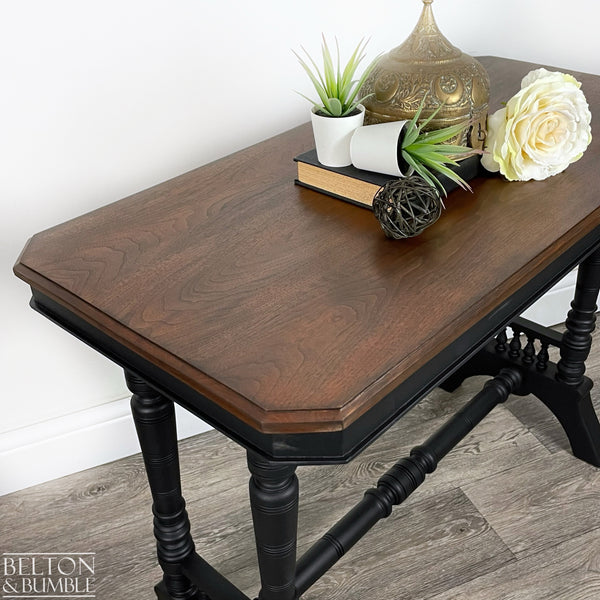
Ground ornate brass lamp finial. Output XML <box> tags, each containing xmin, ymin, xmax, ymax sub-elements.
<box><xmin>360</xmin><ymin>0</ymin><xmax>490</xmax><ymax>149</ymax></box>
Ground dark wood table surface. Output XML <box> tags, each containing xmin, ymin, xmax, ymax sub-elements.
<box><xmin>14</xmin><ymin>56</ymin><xmax>600</xmax><ymax>461</ymax></box>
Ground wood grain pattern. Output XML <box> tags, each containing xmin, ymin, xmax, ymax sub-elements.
<box><xmin>462</xmin><ymin>451</ymin><xmax>600</xmax><ymax>559</ymax></box>
<box><xmin>427</xmin><ymin>529</ymin><xmax>600</xmax><ymax>600</ymax></box>
<box><xmin>13</xmin><ymin>56</ymin><xmax>600</xmax><ymax>433</ymax></box>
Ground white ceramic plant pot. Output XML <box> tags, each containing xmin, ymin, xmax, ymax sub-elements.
<box><xmin>350</xmin><ymin>120</ymin><xmax>410</xmax><ymax>176</ymax></box>
<box><xmin>311</xmin><ymin>105</ymin><xmax>365</xmax><ymax>167</ymax></box>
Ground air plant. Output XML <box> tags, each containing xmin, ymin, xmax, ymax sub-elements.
<box><xmin>401</xmin><ymin>97</ymin><xmax>482</xmax><ymax>195</ymax></box>
<box><xmin>293</xmin><ymin>36</ymin><xmax>380</xmax><ymax>117</ymax></box>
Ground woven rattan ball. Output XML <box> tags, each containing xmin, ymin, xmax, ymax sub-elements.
<box><xmin>373</xmin><ymin>176</ymin><xmax>443</xmax><ymax>239</ymax></box>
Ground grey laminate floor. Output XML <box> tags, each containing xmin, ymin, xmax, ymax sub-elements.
<box><xmin>3</xmin><ymin>333</ymin><xmax>600</xmax><ymax>599</ymax></box>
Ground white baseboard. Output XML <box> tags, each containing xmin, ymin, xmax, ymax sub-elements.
<box><xmin>0</xmin><ymin>398</ymin><xmax>211</xmax><ymax>497</ymax></box>
<box><xmin>0</xmin><ymin>272</ymin><xmax>577</xmax><ymax>497</ymax></box>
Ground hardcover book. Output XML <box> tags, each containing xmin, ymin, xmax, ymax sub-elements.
<box><xmin>294</xmin><ymin>149</ymin><xmax>482</xmax><ymax>210</ymax></box>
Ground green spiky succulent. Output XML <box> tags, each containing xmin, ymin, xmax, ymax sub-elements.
<box><xmin>294</xmin><ymin>36</ymin><xmax>380</xmax><ymax>117</ymax></box>
<box><xmin>401</xmin><ymin>97</ymin><xmax>481</xmax><ymax>195</ymax></box>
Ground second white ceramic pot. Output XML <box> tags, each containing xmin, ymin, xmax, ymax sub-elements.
<box><xmin>350</xmin><ymin>120</ymin><xmax>410</xmax><ymax>176</ymax></box>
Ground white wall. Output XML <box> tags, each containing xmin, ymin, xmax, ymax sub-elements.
<box><xmin>2</xmin><ymin>0</ymin><xmax>599</xmax><ymax>494</ymax></box>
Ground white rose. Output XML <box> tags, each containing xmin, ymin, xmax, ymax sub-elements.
<box><xmin>481</xmin><ymin>68</ymin><xmax>592</xmax><ymax>181</ymax></box>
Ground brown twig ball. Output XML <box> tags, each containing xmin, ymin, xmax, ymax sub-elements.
<box><xmin>372</xmin><ymin>176</ymin><xmax>443</xmax><ymax>239</ymax></box>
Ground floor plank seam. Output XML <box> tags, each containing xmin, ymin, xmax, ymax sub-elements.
<box><xmin>510</xmin><ymin>522</ymin><xmax>600</xmax><ymax>565</ymax></box>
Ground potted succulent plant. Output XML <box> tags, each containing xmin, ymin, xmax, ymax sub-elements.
<box><xmin>351</xmin><ymin>97</ymin><xmax>480</xmax><ymax>194</ymax></box>
<box><xmin>294</xmin><ymin>36</ymin><xmax>380</xmax><ymax>167</ymax></box>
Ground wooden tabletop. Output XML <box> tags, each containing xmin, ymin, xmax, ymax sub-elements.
<box><xmin>14</xmin><ymin>57</ymin><xmax>600</xmax><ymax>437</ymax></box>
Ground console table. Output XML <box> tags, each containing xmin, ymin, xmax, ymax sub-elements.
<box><xmin>13</xmin><ymin>56</ymin><xmax>600</xmax><ymax>600</ymax></box>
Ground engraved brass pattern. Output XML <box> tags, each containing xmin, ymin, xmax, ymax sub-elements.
<box><xmin>360</xmin><ymin>0</ymin><xmax>490</xmax><ymax>149</ymax></box>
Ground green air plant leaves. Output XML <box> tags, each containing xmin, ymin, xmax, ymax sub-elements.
<box><xmin>294</xmin><ymin>35</ymin><xmax>380</xmax><ymax>118</ymax></box>
<box><xmin>400</xmin><ymin>97</ymin><xmax>481</xmax><ymax>195</ymax></box>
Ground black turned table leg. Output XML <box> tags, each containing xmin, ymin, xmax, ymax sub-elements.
<box><xmin>548</xmin><ymin>248</ymin><xmax>600</xmax><ymax>464</ymax></box>
<box><xmin>247</xmin><ymin>452</ymin><xmax>299</xmax><ymax>600</ymax></box>
<box><xmin>126</xmin><ymin>372</ymin><xmax>204</xmax><ymax>600</ymax></box>
<box><xmin>557</xmin><ymin>248</ymin><xmax>600</xmax><ymax>385</ymax></box>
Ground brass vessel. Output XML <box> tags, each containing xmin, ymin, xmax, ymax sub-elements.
<box><xmin>360</xmin><ymin>0</ymin><xmax>490</xmax><ymax>149</ymax></box>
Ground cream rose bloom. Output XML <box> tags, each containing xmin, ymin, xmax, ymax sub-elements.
<box><xmin>481</xmin><ymin>68</ymin><xmax>592</xmax><ymax>181</ymax></box>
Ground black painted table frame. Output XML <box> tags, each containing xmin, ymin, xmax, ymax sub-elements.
<box><xmin>25</xmin><ymin>242</ymin><xmax>600</xmax><ymax>599</ymax></box>
<box><xmin>117</xmin><ymin>247</ymin><xmax>600</xmax><ymax>600</ymax></box>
